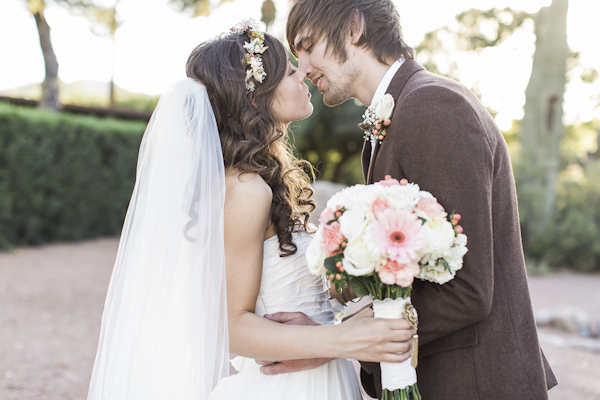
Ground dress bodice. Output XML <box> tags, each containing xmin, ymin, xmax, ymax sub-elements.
<box><xmin>209</xmin><ymin>231</ymin><xmax>361</xmax><ymax>400</ymax></box>
<box><xmin>255</xmin><ymin>230</ymin><xmax>334</xmax><ymax>325</ymax></box>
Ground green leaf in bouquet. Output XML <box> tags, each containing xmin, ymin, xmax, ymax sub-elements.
<box><xmin>349</xmin><ymin>277</ymin><xmax>370</xmax><ymax>297</ymax></box>
<box><xmin>436</xmin><ymin>258</ymin><xmax>452</xmax><ymax>273</ymax></box>
<box><xmin>324</xmin><ymin>256</ymin><xmax>339</xmax><ymax>273</ymax></box>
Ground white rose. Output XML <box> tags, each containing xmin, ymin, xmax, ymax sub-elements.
<box><xmin>305</xmin><ymin>228</ymin><xmax>327</xmax><ymax>275</ymax></box>
<box><xmin>342</xmin><ymin>233</ymin><xmax>382</xmax><ymax>276</ymax></box>
<box><xmin>374</xmin><ymin>93</ymin><xmax>395</xmax><ymax>121</ymax></box>
<box><xmin>418</xmin><ymin>219</ymin><xmax>455</xmax><ymax>261</ymax></box>
<box><xmin>326</xmin><ymin>185</ymin><xmax>364</xmax><ymax>211</ymax></box>
<box><xmin>383</xmin><ymin>183</ymin><xmax>421</xmax><ymax>212</ymax></box>
<box><xmin>338</xmin><ymin>209</ymin><xmax>368</xmax><ymax>241</ymax></box>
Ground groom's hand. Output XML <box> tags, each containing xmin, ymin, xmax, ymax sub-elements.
<box><xmin>257</xmin><ymin>312</ymin><xmax>332</xmax><ymax>375</ymax></box>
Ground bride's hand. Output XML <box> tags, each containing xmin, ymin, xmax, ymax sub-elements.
<box><xmin>338</xmin><ymin>308</ymin><xmax>414</xmax><ymax>363</ymax></box>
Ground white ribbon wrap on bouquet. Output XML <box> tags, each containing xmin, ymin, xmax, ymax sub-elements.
<box><xmin>372</xmin><ymin>297</ymin><xmax>418</xmax><ymax>391</ymax></box>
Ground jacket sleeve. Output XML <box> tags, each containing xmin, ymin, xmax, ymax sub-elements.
<box><xmin>391</xmin><ymin>85</ymin><xmax>495</xmax><ymax>346</ymax></box>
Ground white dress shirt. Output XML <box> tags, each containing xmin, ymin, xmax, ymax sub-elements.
<box><xmin>369</xmin><ymin>58</ymin><xmax>405</xmax><ymax>158</ymax></box>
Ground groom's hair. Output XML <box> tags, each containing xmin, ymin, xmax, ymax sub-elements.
<box><xmin>287</xmin><ymin>0</ymin><xmax>414</xmax><ymax>64</ymax></box>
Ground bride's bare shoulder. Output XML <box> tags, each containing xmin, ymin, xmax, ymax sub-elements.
<box><xmin>225</xmin><ymin>169</ymin><xmax>272</xmax><ymax>205</ymax></box>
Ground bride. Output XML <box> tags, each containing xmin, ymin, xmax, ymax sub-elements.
<box><xmin>87</xmin><ymin>20</ymin><xmax>413</xmax><ymax>400</ymax></box>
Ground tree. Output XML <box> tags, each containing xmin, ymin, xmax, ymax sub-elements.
<box><xmin>27</xmin><ymin>0</ymin><xmax>60</xmax><ymax>110</ymax></box>
<box><xmin>66</xmin><ymin>0</ymin><xmax>122</xmax><ymax>108</ymax></box>
<box><xmin>415</xmin><ymin>8</ymin><xmax>535</xmax><ymax>82</ymax></box>
<box><xmin>518</xmin><ymin>0</ymin><xmax>570</xmax><ymax>245</ymax></box>
<box><xmin>168</xmin><ymin>0</ymin><xmax>276</xmax><ymax>30</ymax></box>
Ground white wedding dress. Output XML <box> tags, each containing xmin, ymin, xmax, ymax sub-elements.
<box><xmin>208</xmin><ymin>230</ymin><xmax>362</xmax><ymax>400</ymax></box>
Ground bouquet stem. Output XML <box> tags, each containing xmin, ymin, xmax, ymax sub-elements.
<box><xmin>382</xmin><ymin>384</ymin><xmax>421</xmax><ymax>400</ymax></box>
<box><xmin>371</xmin><ymin>291</ymin><xmax>421</xmax><ymax>400</ymax></box>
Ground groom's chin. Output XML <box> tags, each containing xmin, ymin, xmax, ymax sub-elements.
<box><xmin>323</xmin><ymin>95</ymin><xmax>352</xmax><ymax>107</ymax></box>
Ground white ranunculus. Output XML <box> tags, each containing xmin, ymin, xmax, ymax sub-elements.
<box><xmin>445</xmin><ymin>233</ymin><xmax>468</xmax><ymax>270</ymax></box>
<box><xmin>418</xmin><ymin>263</ymin><xmax>455</xmax><ymax>284</ymax></box>
<box><xmin>342</xmin><ymin>234</ymin><xmax>381</xmax><ymax>276</ymax></box>
<box><xmin>338</xmin><ymin>210</ymin><xmax>368</xmax><ymax>241</ymax></box>
<box><xmin>374</xmin><ymin>93</ymin><xmax>395</xmax><ymax>121</ymax></box>
<box><xmin>305</xmin><ymin>228</ymin><xmax>327</xmax><ymax>275</ymax></box>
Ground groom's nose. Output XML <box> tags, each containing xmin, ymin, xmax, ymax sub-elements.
<box><xmin>297</xmin><ymin>55</ymin><xmax>313</xmax><ymax>78</ymax></box>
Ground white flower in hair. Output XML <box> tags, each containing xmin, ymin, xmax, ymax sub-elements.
<box><xmin>230</xmin><ymin>18</ymin><xmax>269</xmax><ymax>92</ymax></box>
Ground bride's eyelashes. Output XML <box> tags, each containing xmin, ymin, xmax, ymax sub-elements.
<box><xmin>288</xmin><ymin>65</ymin><xmax>297</xmax><ymax>76</ymax></box>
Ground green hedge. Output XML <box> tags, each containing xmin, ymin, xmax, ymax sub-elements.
<box><xmin>0</xmin><ymin>103</ymin><xmax>146</xmax><ymax>248</ymax></box>
<box><xmin>524</xmin><ymin>162</ymin><xmax>600</xmax><ymax>272</ymax></box>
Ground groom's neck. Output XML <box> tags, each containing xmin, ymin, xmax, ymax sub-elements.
<box><xmin>352</xmin><ymin>50</ymin><xmax>397</xmax><ymax>106</ymax></box>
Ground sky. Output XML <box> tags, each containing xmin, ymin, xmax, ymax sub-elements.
<box><xmin>0</xmin><ymin>0</ymin><xmax>599</xmax><ymax>130</ymax></box>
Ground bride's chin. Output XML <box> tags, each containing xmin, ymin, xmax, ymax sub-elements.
<box><xmin>298</xmin><ymin>104</ymin><xmax>314</xmax><ymax>121</ymax></box>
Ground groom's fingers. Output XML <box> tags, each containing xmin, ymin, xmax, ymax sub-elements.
<box><xmin>264</xmin><ymin>312</ymin><xmax>320</xmax><ymax>326</ymax></box>
<box><xmin>260</xmin><ymin>358</ymin><xmax>332</xmax><ymax>375</ymax></box>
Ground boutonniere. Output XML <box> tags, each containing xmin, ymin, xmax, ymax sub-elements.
<box><xmin>358</xmin><ymin>93</ymin><xmax>395</xmax><ymax>145</ymax></box>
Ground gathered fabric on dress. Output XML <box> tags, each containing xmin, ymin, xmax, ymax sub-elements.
<box><xmin>208</xmin><ymin>230</ymin><xmax>361</xmax><ymax>400</ymax></box>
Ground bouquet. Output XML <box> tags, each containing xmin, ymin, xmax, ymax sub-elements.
<box><xmin>306</xmin><ymin>176</ymin><xmax>468</xmax><ymax>400</ymax></box>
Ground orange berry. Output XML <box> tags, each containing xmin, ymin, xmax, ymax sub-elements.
<box><xmin>335</xmin><ymin>273</ymin><xmax>342</xmax><ymax>280</ymax></box>
<box><xmin>400</xmin><ymin>178</ymin><xmax>408</xmax><ymax>185</ymax></box>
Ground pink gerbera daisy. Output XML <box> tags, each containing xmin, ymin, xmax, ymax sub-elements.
<box><xmin>372</xmin><ymin>208</ymin><xmax>424</xmax><ymax>263</ymax></box>
<box><xmin>378</xmin><ymin>259</ymin><xmax>420</xmax><ymax>287</ymax></box>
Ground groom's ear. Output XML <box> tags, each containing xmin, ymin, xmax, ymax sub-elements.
<box><xmin>349</xmin><ymin>9</ymin><xmax>365</xmax><ymax>45</ymax></box>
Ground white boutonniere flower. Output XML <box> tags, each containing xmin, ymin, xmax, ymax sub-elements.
<box><xmin>358</xmin><ymin>94</ymin><xmax>395</xmax><ymax>144</ymax></box>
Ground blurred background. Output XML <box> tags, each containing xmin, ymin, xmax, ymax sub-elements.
<box><xmin>0</xmin><ymin>0</ymin><xmax>599</xmax><ymax>399</ymax></box>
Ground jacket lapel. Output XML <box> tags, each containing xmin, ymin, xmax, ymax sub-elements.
<box><xmin>361</xmin><ymin>59</ymin><xmax>425</xmax><ymax>184</ymax></box>
<box><xmin>361</xmin><ymin>139</ymin><xmax>371</xmax><ymax>182</ymax></box>
<box><xmin>366</xmin><ymin>141</ymin><xmax>380</xmax><ymax>184</ymax></box>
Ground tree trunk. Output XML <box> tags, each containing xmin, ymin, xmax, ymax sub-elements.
<box><xmin>33</xmin><ymin>9</ymin><xmax>59</xmax><ymax>110</ymax></box>
<box><xmin>518</xmin><ymin>0</ymin><xmax>569</xmax><ymax>243</ymax></box>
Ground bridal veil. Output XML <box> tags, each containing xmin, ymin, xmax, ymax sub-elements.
<box><xmin>87</xmin><ymin>78</ymin><xmax>229</xmax><ymax>399</ymax></box>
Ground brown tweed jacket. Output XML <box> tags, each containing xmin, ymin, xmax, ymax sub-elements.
<box><xmin>359</xmin><ymin>60</ymin><xmax>557</xmax><ymax>399</ymax></box>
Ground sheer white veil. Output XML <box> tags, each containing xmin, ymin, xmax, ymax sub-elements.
<box><xmin>87</xmin><ymin>78</ymin><xmax>229</xmax><ymax>400</ymax></box>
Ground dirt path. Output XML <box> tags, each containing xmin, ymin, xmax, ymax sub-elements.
<box><xmin>1</xmin><ymin>239</ymin><xmax>599</xmax><ymax>399</ymax></box>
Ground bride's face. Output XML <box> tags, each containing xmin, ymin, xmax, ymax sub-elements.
<box><xmin>270</xmin><ymin>60</ymin><xmax>313</xmax><ymax>124</ymax></box>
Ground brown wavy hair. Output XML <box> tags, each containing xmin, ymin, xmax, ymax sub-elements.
<box><xmin>186</xmin><ymin>31</ymin><xmax>315</xmax><ymax>256</ymax></box>
<box><xmin>287</xmin><ymin>0</ymin><xmax>414</xmax><ymax>64</ymax></box>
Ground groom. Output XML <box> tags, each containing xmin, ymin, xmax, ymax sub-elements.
<box><xmin>263</xmin><ymin>0</ymin><xmax>558</xmax><ymax>399</ymax></box>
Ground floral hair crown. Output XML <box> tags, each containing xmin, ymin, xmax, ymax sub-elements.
<box><xmin>230</xmin><ymin>19</ymin><xmax>269</xmax><ymax>92</ymax></box>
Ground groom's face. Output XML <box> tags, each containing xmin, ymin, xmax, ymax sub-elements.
<box><xmin>293</xmin><ymin>33</ymin><xmax>359</xmax><ymax>107</ymax></box>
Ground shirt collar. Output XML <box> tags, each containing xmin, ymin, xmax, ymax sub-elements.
<box><xmin>370</xmin><ymin>58</ymin><xmax>405</xmax><ymax>108</ymax></box>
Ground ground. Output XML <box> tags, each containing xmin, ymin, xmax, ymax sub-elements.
<box><xmin>1</xmin><ymin>238</ymin><xmax>599</xmax><ymax>399</ymax></box>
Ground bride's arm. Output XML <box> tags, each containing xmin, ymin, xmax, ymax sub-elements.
<box><xmin>225</xmin><ymin>173</ymin><xmax>413</xmax><ymax>362</ymax></box>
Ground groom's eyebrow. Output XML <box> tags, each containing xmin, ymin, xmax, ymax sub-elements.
<box><xmin>294</xmin><ymin>36</ymin><xmax>314</xmax><ymax>53</ymax></box>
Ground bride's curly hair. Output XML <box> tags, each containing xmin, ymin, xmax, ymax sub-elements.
<box><xmin>186</xmin><ymin>31</ymin><xmax>315</xmax><ymax>256</ymax></box>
